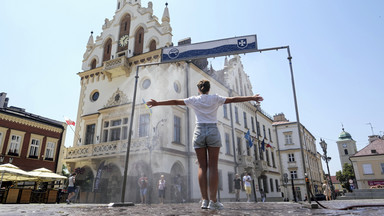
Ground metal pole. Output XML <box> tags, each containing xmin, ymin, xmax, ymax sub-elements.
<box><xmin>120</xmin><ymin>65</ymin><xmax>140</xmax><ymax>203</ymax></box>
<box><xmin>325</xmin><ymin>154</ymin><xmax>335</xmax><ymax>199</ymax></box>
<box><xmin>119</xmin><ymin>62</ymin><xmax>165</xmax><ymax>204</ymax></box>
<box><xmin>286</xmin><ymin>47</ymin><xmax>311</xmax><ymax>204</ymax></box>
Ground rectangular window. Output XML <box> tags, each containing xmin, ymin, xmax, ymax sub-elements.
<box><xmin>263</xmin><ymin>177</ymin><xmax>269</xmax><ymax>193</ymax></box>
<box><xmin>45</xmin><ymin>141</ymin><xmax>55</xmax><ymax>160</ymax></box>
<box><xmin>243</xmin><ymin>112</ymin><xmax>248</xmax><ymax>128</ymax></box>
<box><xmin>103</xmin><ymin>121</ymin><xmax>109</xmax><ymax>142</ymax></box>
<box><xmin>9</xmin><ymin>135</ymin><xmax>21</xmax><ymax>155</ymax></box>
<box><xmin>0</xmin><ymin>132</ymin><xmax>3</xmax><ymax>149</ymax></box>
<box><xmin>237</xmin><ymin>137</ymin><xmax>242</xmax><ymax>155</ymax></box>
<box><xmin>275</xmin><ymin>179</ymin><xmax>280</xmax><ymax>192</ymax></box>
<box><xmin>256</xmin><ymin>122</ymin><xmax>260</xmax><ymax>136</ymax></box>
<box><xmin>363</xmin><ymin>164</ymin><xmax>373</xmax><ymax>175</ymax></box>
<box><xmin>218</xmin><ymin>170</ymin><xmax>223</xmax><ymax>190</ymax></box>
<box><xmin>266</xmin><ymin>150</ymin><xmax>270</xmax><ymax>166</ymax></box>
<box><xmin>173</xmin><ymin>116</ymin><xmax>181</xmax><ymax>143</ymax></box>
<box><xmin>228</xmin><ymin>173</ymin><xmax>234</xmax><ymax>193</ymax></box>
<box><xmin>270</xmin><ymin>178</ymin><xmax>274</xmax><ymax>192</ymax></box>
<box><xmin>271</xmin><ymin>151</ymin><xmax>276</xmax><ymax>167</ymax></box>
<box><xmin>103</xmin><ymin>118</ymin><xmax>128</xmax><ymax>142</ymax></box>
<box><xmin>85</xmin><ymin>124</ymin><xmax>96</xmax><ymax>145</ymax></box>
<box><xmin>246</xmin><ymin>140</ymin><xmax>251</xmax><ymax>156</ymax></box>
<box><xmin>268</xmin><ymin>128</ymin><xmax>272</xmax><ymax>142</ymax></box>
<box><xmin>235</xmin><ymin>107</ymin><xmax>239</xmax><ymax>124</ymax></box>
<box><xmin>260</xmin><ymin>146</ymin><xmax>264</xmax><ymax>160</ymax></box>
<box><xmin>285</xmin><ymin>134</ymin><xmax>293</xmax><ymax>144</ymax></box>
<box><xmin>122</xmin><ymin>126</ymin><xmax>128</xmax><ymax>140</ymax></box>
<box><xmin>288</xmin><ymin>153</ymin><xmax>295</xmax><ymax>162</ymax></box>
<box><xmin>251</xmin><ymin>117</ymin><xmax>255</xmax><ymax>132</ymax></box>
<box><xmin>225</xmin><ymin>133</ymin><xmax>231</xmax><ymax>155</ymax></box>
<box><xmin>263</xmin><ymin>125</ymin><xmax>266</xmax><ymax>138</ymax></box>
<box><xmin>139</xmin><ymin>114</ymin><xmax>150</xmax><ymax>137</ymax></box>
<box><xmin>110</xmin><ymin>128</ymin><xmax>121</xmax><ymax>141</ymax></box>
<box><xmin>223</xmin><ymin>104</ymin><xmax>228</xmax><ymax>119</ymax></box>
<box><xmin>381</xmin><ymin>163</ymin><xmax>384</xmax><ymax>174</ymax></box>
<box><xmin>290</xmin><ymin>170</ymin><xmax>298</xmax><ymax>179</ymax></box>
<box><xmin>29</xmin><ymin>139</ymin><xmax>40</xmax><ymax>158</ymax></box>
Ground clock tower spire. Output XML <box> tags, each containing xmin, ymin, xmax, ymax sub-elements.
<box><xmin>336</xmin><ymin>127</ymin><xmax>357</xmax><ymax>170</ymax></box>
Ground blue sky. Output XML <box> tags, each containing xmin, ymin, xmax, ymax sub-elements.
<box><xmin>1</xmin><ymin>0</ymin><xmax>383</xmax><ymax>175</ymax></box>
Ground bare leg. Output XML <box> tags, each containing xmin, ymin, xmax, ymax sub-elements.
<box><xmin>195</xmin><ymin>148</ymin><xmax>208</xmax><ymax>201</ymax></box>
<box><xmin>207</xmin><ymin>147</ymin><xmax>220</xmax><ymax>203</ymax></box>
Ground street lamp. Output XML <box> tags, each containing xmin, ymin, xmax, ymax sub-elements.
<box><xmin>319</xmin><ymin>139</ymin><xmax>335</xmax><ymax>200</ymax></box>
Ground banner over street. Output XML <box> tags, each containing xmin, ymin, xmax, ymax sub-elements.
<box><xmin>161</xmin><ymin>35</ymin><xmax>258</xmax><ymax>63</ymax></box>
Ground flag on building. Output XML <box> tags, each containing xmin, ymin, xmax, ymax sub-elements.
<box><xmin>261</xmin><ymin>139</ymin><xmax>265</xmax><ymax>152</ymax></box>
<box><xmin>64</xmin><ymin>116</ymin><xmax>75</xmax><ymax>126</ymax></box>
<box><xmin>244</xmin><ymin>130</ymin><xmax>253</xmax><ymax>148</ymax></box>
<box><xmin>266</xmin><ymin>143</ymin><xmax>272</xmax><ymax>148</ymax></box>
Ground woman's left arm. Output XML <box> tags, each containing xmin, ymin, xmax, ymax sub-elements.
<box><xmin>225</xmin><ymin>94</ymin><xmax>263</xmax><ymax>104</ymax></box>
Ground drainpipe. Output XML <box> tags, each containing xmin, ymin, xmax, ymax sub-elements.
<box><xmin>228</xmin><ymin>89</ymin><xmax>238</xmax><ymax>173</ymax></box>
<box><xmin>186</xmin><ymin>62</ymin><xmax>192</xmax><ymax>201</ymax></box>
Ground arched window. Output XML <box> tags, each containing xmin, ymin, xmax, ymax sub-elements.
<box><xmin>118</xmin><ymin>14</ymin><xmax>131</xmax><ymax>52</ymax></box>
<box><xmin>90</xmin><ymin>59</ymin><xmax>97</xmax><ymax>69</ymax></box>
<box><xmin>134</xmin><ymin>27</ymin><xmax>144</xmax><ymax>56</ymax></box>
<box><xmin>103</xmin><ymin>38</ymin><xmax>112</xmax><ymax>62</ymax></box>
<box><xmin>344</xmin><ymin>149</ymin><xmax>349</xmax><ymax>155</ymax></box>
<box><xmin>149</xmin><ymin>40</ymin><xmax>156</xmax><ymax>51</ymax></box>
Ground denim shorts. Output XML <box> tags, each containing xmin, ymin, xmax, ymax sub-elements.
<box><xmin>193</xmin><ymin>123</ymin><xmax>222</xmax><ymax>149</ymax></box>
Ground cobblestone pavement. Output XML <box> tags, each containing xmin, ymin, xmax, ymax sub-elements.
<box><xmin>1</xmin><ymin>199</ymin><xmax>384</xmax><ymax>216</ymax></box>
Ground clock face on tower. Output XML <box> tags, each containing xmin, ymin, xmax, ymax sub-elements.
<box><xmin>119</xmin><ymin>35</ymin><xmax>129</xmax><ymax>47</ymax></box>
<box><xmin>342</xmin><ymin>143</ymin><xmax>347</xmax><ymax>148</ymax></box>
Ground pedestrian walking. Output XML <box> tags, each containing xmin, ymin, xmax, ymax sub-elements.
<box><xmin>66</xmin><ymin>173</ymin><xmax>76</xmax><ymax>204</ymax></box>
<box><xmin>158</xmin><ymin>175</ymin><xmax>166</xmax><ymax>204</ymax></box>
<box><xmin>233</xmin><ymin>174</ymin><xmax>242</xmax><ymax>201</ymax></box>
<box><xmin>138</xmin><ymin>173</ymin><xmax>148</xmax><ymax>204</ymax></box>
<box><xmin>243</xmin><ymin>173</ymin><xmax>252</xmax><ymax>202</ymax></box>
<box><xmin>260</xmin><ymin>189</ymin><xmax>266</xmax><ymax>202</ymax></box>
<box><xmin>147</xmin><ymin>79</ymin><xmax>263</xmax><ymax>210</ymax></box>
<box><xmin>322</xmin><ymin>180</ymin><xmax>331</xmax><ymax>201</ymax></box>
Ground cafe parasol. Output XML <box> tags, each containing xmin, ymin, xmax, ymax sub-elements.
<box><xmin>28</xmin><ymin>168</ymin><xmax>67</xmax><ymax>182</ymax></box>
<box><xmin>0</xmin><ymin>163</ymin><xmax>37</xmax><ymax>188</ymax></box>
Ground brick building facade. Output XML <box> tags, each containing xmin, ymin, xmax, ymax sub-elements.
<box><xmin>0</xmin><ymin>92</ymin><xmax>66</xmax><ymax>173</ymax></box>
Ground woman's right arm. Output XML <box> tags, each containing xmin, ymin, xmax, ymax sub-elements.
<box><xmin>147</xmin><ymin>99</ymin><xmax>185</xmax><ymax>107</ymax></box>
<box><xmin>225</xmin><ymin>94</ymin><xmax>263</xmax><ymax>104</ymax></box>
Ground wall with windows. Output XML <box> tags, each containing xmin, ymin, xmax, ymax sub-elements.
<box><xmin>0</xmin><ymin>110</ymin><xmax>65</xmax><ymax>172</ymax></box>
<box><xmin>274</xmin><ymin>120</ymin><xmax>321</xmax><ymax>201</ymax></box>
<box><xmin>350</xmin><ymin>137</ymin><xmax>384</xmax><ymax>189</ymax></box>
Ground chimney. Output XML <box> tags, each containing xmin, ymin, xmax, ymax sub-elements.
<box><xmin>0</xmin><ymin>92</ymin><xmax>8</xmax><ymax>108</ymax></box>
<box><xmin>178</xmin><ymin>37</ymin><xmax>191</xmax><ymax>46</ymax></box>
<box><xmin>273</xmin><ymin>113</ymin><xmax>288</xmax><ymax>122</ymax></box>
<box><xmin>368</xmin><ymin>135</ymin><xmax>380</xmax><ymax>143</ymax></box>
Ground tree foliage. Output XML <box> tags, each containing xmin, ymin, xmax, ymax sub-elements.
<box><xmin>336</xmin><ymin>163</ymin><xmax>355</xmax><ymax>192</ymax></box>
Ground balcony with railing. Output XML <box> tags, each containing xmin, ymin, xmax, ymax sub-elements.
<box><xmin>254</xmin><ymin>160</ymin><xmax>268</xmax><ymax>171</ymax></box>
<box><xmin>103</xmin><ymin>56</ymin><xmax>130</xmax><ymax>79</ymax></box>
<box><xmin>65</xmin><ymin>137</ymin><xmax>151</xmax><ymax>160</ymax></box>
<box><xmin>237</xmin><ymin>155</ymin><xmax>254</xmax><ymax>167</ymax></box>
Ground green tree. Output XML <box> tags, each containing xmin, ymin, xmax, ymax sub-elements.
<box><xmin>336</xmin><ymin>163</ymin><xmax>355</xmax><ymax>192</ymax></box>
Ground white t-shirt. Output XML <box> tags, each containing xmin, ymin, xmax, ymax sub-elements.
<box><xmin>243</xmin><ymin>175</ymin><xmax>252</xmax><ymax>187</ymax></box>
<box><xmin>184</xmin><ymin>94</ymin><xmax>226</xmax><ymax>123</ymax></box>
<box><xmin>68</xmin><ymin>176</ymin><xmax>75</xmax><ymax>187</ymax></box>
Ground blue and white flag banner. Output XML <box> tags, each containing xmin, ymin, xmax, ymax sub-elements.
<box><xmin>161</xmin><ymin>35</ymin><xmax>258</xmax><ymax>63</ymax></box>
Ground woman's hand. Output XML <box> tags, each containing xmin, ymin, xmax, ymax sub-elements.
<box><xmin>253</xmin><ymin>94</ymin><xmax>264</xmax><ymax>102</ymax></box>
<box><xmin>147</xmin><ymin>99</ymin><xmax>157</xmax><ymax>108</ymax></box>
